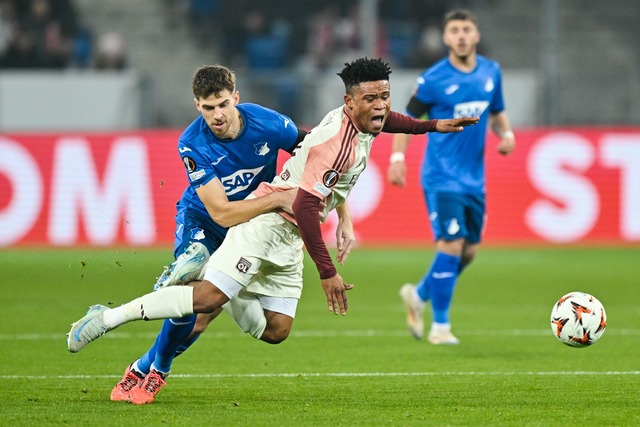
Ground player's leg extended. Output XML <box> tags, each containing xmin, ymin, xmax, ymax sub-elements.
<box><xmin>66</xmin><ymin>281</ymin><xmax>231</xmax><ymax>353</ymax></box>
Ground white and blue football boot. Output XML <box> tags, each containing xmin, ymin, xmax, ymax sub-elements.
<box><xmin>153</xmin><ymin>242</ymin><xmax>210</xmax><ymax>291</ymax></box>
<box><xmin>67</xmin><ymin>304</ymin><xmax>112</xmax><ymax>353</ymax></box>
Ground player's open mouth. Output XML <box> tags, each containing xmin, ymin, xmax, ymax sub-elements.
<box><xmin>371</xmin><ymin>115</ymin><xmax>384</xmax><ymax>126</ymax></box>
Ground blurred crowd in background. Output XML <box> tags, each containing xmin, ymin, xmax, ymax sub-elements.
<box><xmin>170</xmin><ymin>0</ymin><xmax>492</xmax><ymax>72</ymax></box>
<box><xmin>200</xmin><ymin>0</ymin><xmax>465</xmax><ymax>71</ymax></box>
<box><xmin>1</xmin><ymin>0</ymin><xmax>637</xmax><ymax>128</ymax></box>
<box><xmin>0</xmin><ymin>0</ymin><xmax>125</xmax><ymax>70</ymax></box>
<box><xmin>0</xmin><ymin>0</ymin><xmax>479</xmax><ymax>73</ymax></box>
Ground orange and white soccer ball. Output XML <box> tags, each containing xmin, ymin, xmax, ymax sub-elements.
<box><xmin>550</xmin><ymin>292</ymin><xmax>607</xmax><ymax>347</ymax></box>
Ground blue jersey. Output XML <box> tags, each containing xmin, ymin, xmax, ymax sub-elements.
<box><xmin>176</xmin><ymin>103</ymin><xmax>299</xmax><ymax>245</ymax></box>
<box><xmin>409</xmin><ymin>55</ymin><xmax>505</xmax><ymax>194</ymax></box>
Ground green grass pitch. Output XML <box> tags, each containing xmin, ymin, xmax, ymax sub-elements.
<box><xmin>0</xmin><ymin>246</ymin><xmax>638</xmax><ymax>426</ymax></box>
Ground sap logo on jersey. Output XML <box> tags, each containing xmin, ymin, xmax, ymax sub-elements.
<box><xmin>221</xmin><ymin>166</ymin><xmax>265</xmax><ymax>195</ymax></box>
<box><xmin>454</xmin><ymin>101</ymin><xmax>489</xmax><ymax>119</ymax></box>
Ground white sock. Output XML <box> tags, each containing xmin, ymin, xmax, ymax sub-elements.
<box><xmin>103</xmin><ymin>287</ymin><xmax>194</xmax><ymax>328</ymax></box>
<box><xmin>430</xmin><ymin>322</ymin><xmax>451</xmax><ymax>332</ymax></box>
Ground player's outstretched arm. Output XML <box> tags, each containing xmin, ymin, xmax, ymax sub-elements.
<box><xmin>382</xmin><ymin>111</ymin><xmax>478</xmax><ymax>135</ymax></box>
<box><xmin>435</xmin><ymin>116</ymin><xmax>480</xmax><ymax>133</ymax></box>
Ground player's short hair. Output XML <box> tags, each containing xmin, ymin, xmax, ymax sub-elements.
<box><xmin>192</xmin><ymin>65</ymin><xmax>236</xmax><ymax>99</ymax></box>
<box><xmin>337</xmin><ymin>57</ymin><xmax>392</xmax><ymax>95</ymax></box>
<box><xmin>443</xmin><ymin>9</ymin><xmax>478</xmax><ymax>28</ymax></box>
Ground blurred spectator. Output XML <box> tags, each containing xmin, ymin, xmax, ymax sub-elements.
<box><xmin>408</xmin><ymin>24</ymin><xmax>446</xmax><ymax>68</ymax></box>
<box><xmin>306</xmin><ymin>5</ymin><xmax>339</xmax><ymax>70</ymax></box>
<box><xmin>70</xmin><ymin>24</ymin><xmax>92</xmax><ymax>68</ymax></box>
<box><xmin>0</xmin><ymin>0</ymin><xmax>77</xmax><ymax>69</ymax></box>
<box><xmin>302</xmin><ymin>4</ymin><xmax>388</xmax><ymax>72</ymax></box>
<box><xmin>0</xmin><ymin>0</ymin><xmax>18</xmax><ymax>56</ymax></box>
<box><xmin>93</xmin><ymin>31</ymin><xmax>127</xmax><ymax>70</ymax></box>
<box><xmin>187</xmin><ymin>0</ymin><xmax>219</xmax><ymax>46</ymax></box>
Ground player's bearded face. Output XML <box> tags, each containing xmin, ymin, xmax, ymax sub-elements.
<box><xmin>443</xmin><ymin>19</ymin><xmax>480</xmax><ymax>58</ymax></box>
<box><xmin>346</xmin><ymin>80</ymin><xmax>391</xmax><ymax>135</ymax></box>
<box><xmin>195</xmin><ymin>90</ymin><xmax>241</xmax><ymax>139</ymax></box>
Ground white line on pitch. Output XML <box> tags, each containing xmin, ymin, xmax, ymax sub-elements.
<box><xmin>2</xmin><ymin>328</ymin><xmax>639</xmax><ymax>340</ymax></box>
<box><xmin>1</xmin><ymin>371</ymin><xmax>639</xmax><ymax>380</ymax></box>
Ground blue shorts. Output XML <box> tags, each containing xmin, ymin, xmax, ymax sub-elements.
<box><xmin>172</xmin><ymin>207</ymin><xmax>227</xmax><ymax>259</ymax></box>
<box><xmin>424</xmin><ymin>191</ymin><xmax>486</xmax><ymax>244</ymax></box>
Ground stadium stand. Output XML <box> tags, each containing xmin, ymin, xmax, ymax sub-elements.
<box><xmin>1</xmin><ymin>0</ymin><xmax>638</xmax><ymax>127</ymax></box>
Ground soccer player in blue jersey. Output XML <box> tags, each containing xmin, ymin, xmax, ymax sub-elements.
<box><xmin>387</xmin><ymin>9</ymin><xmax>516</xmax><ymax>344</ymax></box>
<box><xmin>108</xmin><ymin>64</ymin><xmax>317</xmax><ymax>404</ymax></box>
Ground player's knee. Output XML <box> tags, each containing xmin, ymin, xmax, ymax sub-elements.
<box><xmin>259</xmin><ymin>313</ymin><xmax>293</xmax><ymax>344</ymax></box>
<box><xmin>461</xmin><ymin>253</ymin><xmax>475</xmax><ymax>266</ymax></box>
<box><xmin>259</xmin><ymin>324</ymin><xmax>290</xmax><ymax>344</ymax></box>
<box><xmin>437</xmin><ymin>238</ymin><xmax>464</xmax><ymax>256</ymax></box>
<box><xmin>461</xmin><ymin>244</ymin><xmax>478</xmax><ymax>265</ymax></box>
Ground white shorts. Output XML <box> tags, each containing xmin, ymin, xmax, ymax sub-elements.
<box><xmin>204</xmin><ymin>212</ymin><xmax>304</xmax><ymax>299</ymax></box>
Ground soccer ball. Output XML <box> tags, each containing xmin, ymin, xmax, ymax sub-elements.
<box><xmin>550</xmin><ymin>292</ymin><xmax>606</xmax><ymax>347</ymax></box>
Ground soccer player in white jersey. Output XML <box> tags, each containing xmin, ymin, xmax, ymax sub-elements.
<box><xmin>387</xmin><ymin>10</ymin><xmax>517</xmax><ymax>345</ymax></box>
<box><xmin>67</xmin><ymin>57</ymin><xmax>478</xmax><ymax>400</ymax></box>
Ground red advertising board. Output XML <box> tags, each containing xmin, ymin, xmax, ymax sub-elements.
<box><xmin>1</xmin><ymin>128</ymin><xmax>639</xmax><ymax>247</ymax></box>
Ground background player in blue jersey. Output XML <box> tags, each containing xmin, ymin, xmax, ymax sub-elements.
<box><xmin>109</xmin><ymin>65</ymin><xmax>321</xmax><ymax>404</ymax></box>
<box><xmin>387</xmin><ymin>9</ymin><xmax>516</xmax><ymax>345</ymax></box>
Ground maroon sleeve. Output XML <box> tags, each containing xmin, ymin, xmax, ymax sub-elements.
<box><xmin>292</xmin><ymin>189</ymin><xmax>337</xmax><ymax>279</ymax></box>
<box><xmin>382</xmin><ymin>111</ymin><xmax>438</xmax><ymax>134</ymax></box>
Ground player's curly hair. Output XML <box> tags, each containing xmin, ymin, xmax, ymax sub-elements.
<box><xmin>192</xmin><ymin>65</ymin><xmax>236</xmax><ymax>99</ymax></box>
<box><xmin>337</xmin><ymin>57</ymin><xmax>392</xmax><ymax>95</ymax></box>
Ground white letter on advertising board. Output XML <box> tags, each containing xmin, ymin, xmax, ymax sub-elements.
<box><xmin>0</xmin><ymin>138</ymin><xmax>43</xmax><ymax>246</ymax></box>
<box><xmin>525</xmin><ymin>132</ymin><xmax>599</xmax><ymax>243</ymax></box>
<box><xmin>601</xmin><ymin>134</ymin><xmax>640</xmax><ymax>240</ymax></box>
<box><xmin>48</xmin><ymin>137</ymin><xmax>155</xmax><ymax>245</ymax></box>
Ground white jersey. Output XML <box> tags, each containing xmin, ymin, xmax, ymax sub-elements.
<box><xmin>253</xmin><ymin>106</ymin><xmax>375</xmax><ymax>223</ymax></box>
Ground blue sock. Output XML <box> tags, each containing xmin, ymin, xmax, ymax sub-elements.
<box><xmin>425</xmin><ymin>252</ymin><xmax>461</xmax><ymax>324</ymax></box>
<box><xmin>136</xmin><ymin>336</ymin><xmax>160</xmax><ymax>375</ymax></box>
<box><xmin>150</xmin><ymin>315</ymin><xmax>197</xmax><ymax>374</ymax></box>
